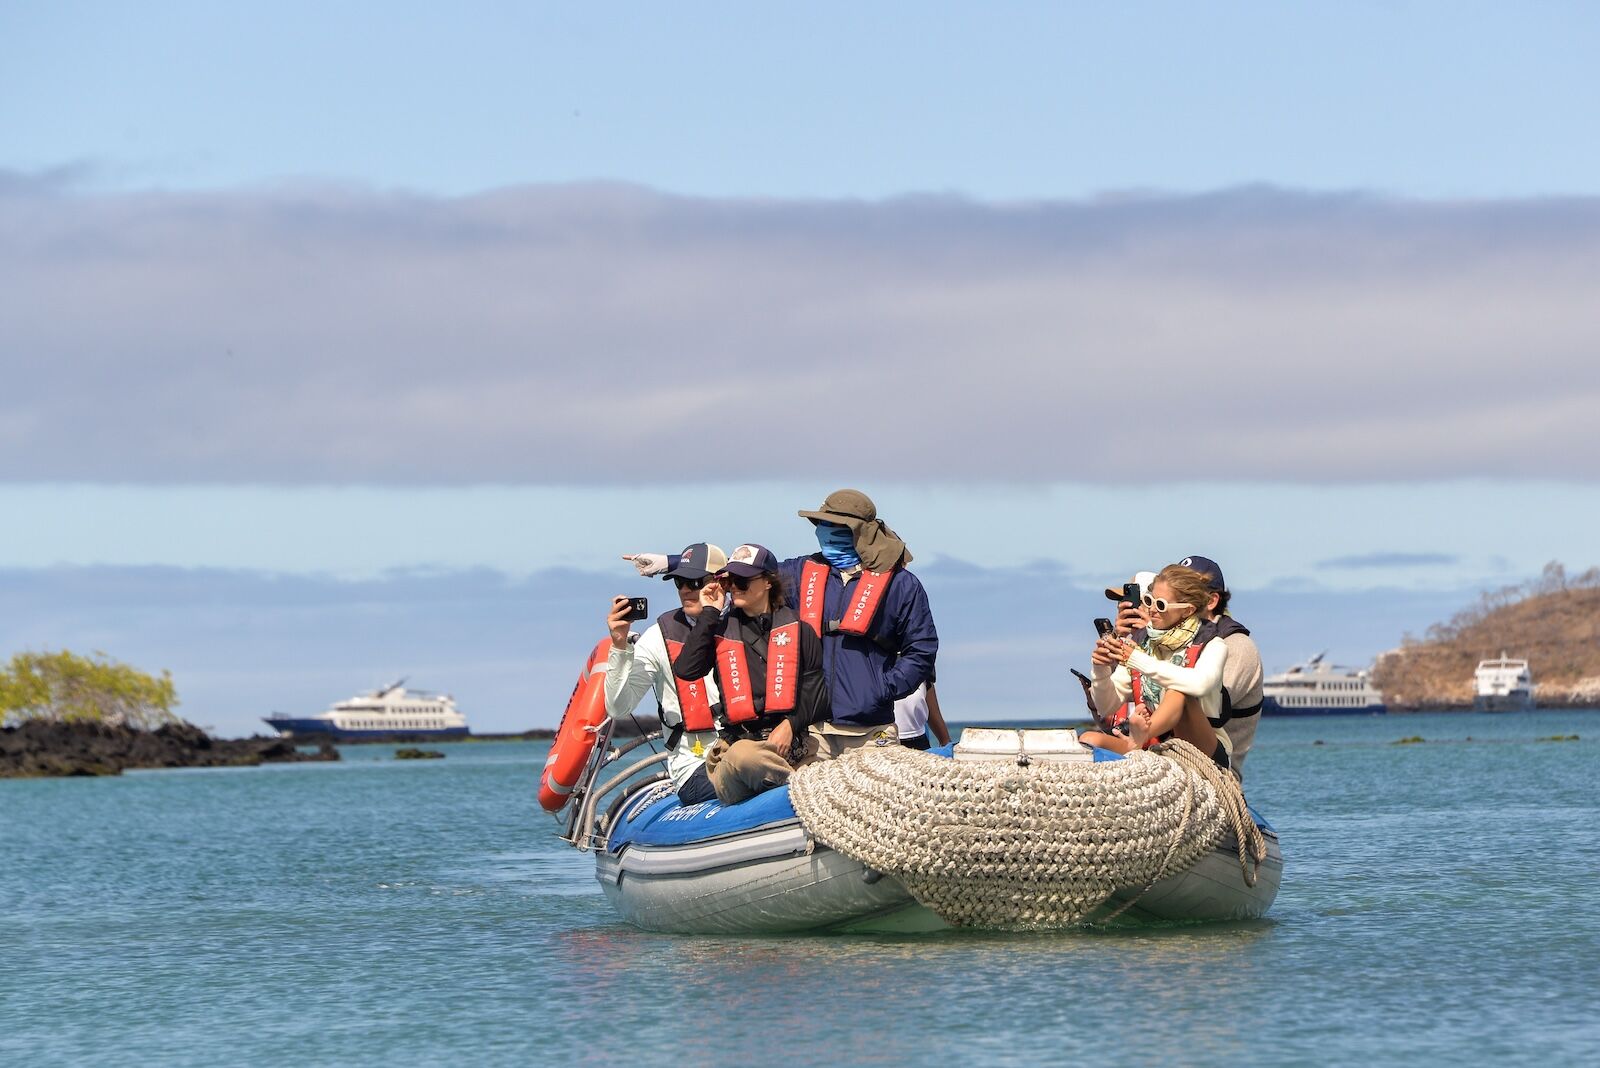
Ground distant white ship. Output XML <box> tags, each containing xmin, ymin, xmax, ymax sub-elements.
<box><xmin>1261</xmin><ymin>653</ymin><xmax>1387</xmax><ymax>716</ymax></box>
<box><xmin>263</xmin><ymin>679</ymin><xmax>470</xmax><ymax>739</ymax></box>
<box><xmin>1473</xmin><ymin>654</ymin><xmax>1534</xmax><ymax>712</ymax></box>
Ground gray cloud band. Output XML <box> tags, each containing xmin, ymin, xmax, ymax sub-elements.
<box><xmin>4</xmin><ymin>176</ymin><xmax>1599</xmax><ymax>483</ymax></box>
<box><xmin>1317</xmin><ymin>553</ymin><xmax>1459</xmax><ymax>570</ymax></box>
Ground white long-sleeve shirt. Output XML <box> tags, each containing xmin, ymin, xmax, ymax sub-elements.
<box><xmin>1216</xmin><ymin>631</ymin><xmax>1264</xmax><ymax>777</ymax></box>
<box><xmin>1090</xmin><ymin>638</ymin><xmax>1231</xmax><ymax>754</ymax></box>
<box><xmin>605</xmin><ymin>620</ymin><xmax>721</xmax><ymax>791</ymax></box>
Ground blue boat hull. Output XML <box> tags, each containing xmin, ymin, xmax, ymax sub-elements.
<box><xmin>1260</xmin><ymin>699</ymin><xmax>1387</xmax><ymax>717</ymax></box>
<box><xmin>1473</xmin><ymin>696</ymin><xmax>1534</xmax><ymax>712</ymax></box>
<box><xmin>261</xmin><ymin>717</ymin><xmax>470</xmax><ymax>739</ymax></box>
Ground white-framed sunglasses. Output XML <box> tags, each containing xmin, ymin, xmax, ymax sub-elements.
<box><xmin>1141</xmin><ymin>593</ymin><xmax>1193</xmax><ymax>613</ymax></box>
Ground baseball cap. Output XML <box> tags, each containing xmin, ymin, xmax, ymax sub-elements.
<box><xmin>663</xmin><ymin>543</ymin><xmax>728</xmax><ymax>581</ymax></box>
<box><xmin>1178</xmin><ymin>555</ymin><xmax>1226</xmax><ymax>593</ymax></box>
<box><xmin>723</xmin><ymin>543</ymin><xmax>780</xmax><ymax>578</ymax></box>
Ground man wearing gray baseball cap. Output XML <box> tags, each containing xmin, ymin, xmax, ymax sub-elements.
<box><xmin>605</xmin><ymin>541</ymin><xmax>731</xmax><ymax>804</ymax></box>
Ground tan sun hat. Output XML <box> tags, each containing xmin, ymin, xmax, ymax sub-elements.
<box><xmin>797</xmin><ymin>488</ymin><xmax>912</xmax><ymax>572</ymax></box>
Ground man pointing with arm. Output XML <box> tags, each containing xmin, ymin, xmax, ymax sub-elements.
<box><xmin>627</xmin><ymin>489</ymin><xmax>939</xmax><ymax>760</ymax></box>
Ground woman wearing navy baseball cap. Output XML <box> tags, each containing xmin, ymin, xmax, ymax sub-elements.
<box><xmin>671</xmin><ymin>543</ymin><xmax>831</xmax><ymax>804</ymax></box>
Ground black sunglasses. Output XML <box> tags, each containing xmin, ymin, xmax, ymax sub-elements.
<box><xmin>726</xmin><ymin>573</ymin><xmax>767</xmax><ymax>591</ymax></box>
<box><xmin>672</xmin><ymin>576</ymin><xmax>709</xmax><ymax>591</ymax></box>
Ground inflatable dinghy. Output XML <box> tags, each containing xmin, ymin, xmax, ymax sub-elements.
<box><xmin>553</xmin><ymin>719</ymin><xmax>1282</xmax><ymax>934</ymax></box>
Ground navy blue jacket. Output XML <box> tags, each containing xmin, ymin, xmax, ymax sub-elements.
<box><xmin>777</xmin><ymin>554</ymin><xmax>938</xmax><ymax>728</ymax></box>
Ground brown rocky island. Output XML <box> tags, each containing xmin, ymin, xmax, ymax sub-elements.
<box><xmin>1373</xmin><ymin>563</ymin><xmax>1600</xmax><ymax>709</ymax></box>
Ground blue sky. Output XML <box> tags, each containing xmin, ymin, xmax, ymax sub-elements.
<box><xmin>8</xmin><ymin>3</ymin><xmax>1600</xmax><ymax>199</ymax></box>
<box><xmin>4</xmin><ymin>2</ymin><xmax>1599</xmax><ymax>733</ymax></box>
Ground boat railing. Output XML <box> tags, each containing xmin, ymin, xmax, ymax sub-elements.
<box><xmin>558</xmin><ymin>719</ymin><xmax>674</xmax><ymax>851</ymax></box>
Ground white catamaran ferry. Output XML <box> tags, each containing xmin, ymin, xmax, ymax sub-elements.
<box><xmin>1473</xmin><ymin>654</ymin><xmax>1534</xmax><ymax>712</ymax></box>
<box><xmin>263</xmin><ymin>680</ymin><xmax>470</xmax><ymax>739</ymax></box>
<box><xmin>1261</xmin><ymin>653</ymin><xmax>1387</xmax><ymax>716</ymax></box>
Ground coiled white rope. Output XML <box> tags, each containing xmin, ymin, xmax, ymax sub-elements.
<box><xmin>788</xmin><ymin>740</ymin><xmax>1258</xmax><ymax>929</ymax></box>
<box><xmin>1151</xmin><ymin>738</ymin><xmax>1267</xmax><ymax>890</ymax></box>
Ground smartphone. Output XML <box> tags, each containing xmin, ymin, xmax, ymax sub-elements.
<box><xmin>1093</xmin><ymin>617</ymin><xmax>1114</xmax><ymax>638</ymax></box>
<box><xmin>625</xmin><ymin>596</ymin><xmax>649</xmax><ymax>622</ymax></box>
<box><xmin>1070</xmin><ymin>667</ymin><xmax>1111</xmax><ymax>728</ymax></box>
<box><xmin>1121</xmin><ymin>581</ymin><xmax>1142</xmax><ymax>607</ymax></box>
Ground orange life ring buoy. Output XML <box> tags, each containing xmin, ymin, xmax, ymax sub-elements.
<box><xmin>538</xmin><ymin>638</ymin><xmax>613</xmax><ymax>812</ymax></box>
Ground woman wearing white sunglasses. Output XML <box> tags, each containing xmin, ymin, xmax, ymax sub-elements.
<box><xmin>1083</xmin><ymin>563</ymin><xmax>1232</xmax><ymax>769</ymax></box>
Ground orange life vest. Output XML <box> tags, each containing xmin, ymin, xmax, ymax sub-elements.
<box><xmin>798</xmin><ymin>559</ymin><xmax>894</xmax><ymax>637</ymax></box>
<box><xmin>657</xmin><ymin>610</ymin><xmax>717</xmax><ymax>732</ymax></box>
<box><xmin>715</xmin><ymin>607</ymin><xmax>803</xmax><ymax>723</ymax></box>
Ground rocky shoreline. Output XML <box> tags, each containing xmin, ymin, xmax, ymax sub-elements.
<box><xmin>1377</xmin><ymin>693</ymin><xmax>1600</xmax><ymax>712</ymax></box>
<box><xmin>323</xmin><ymin>716</ymin><xmax>660</xmax><ymax>745</ymax></box>
<box><xmin>0</xmin><ymin>720</ymin><xmax>340</xmax><ymax>779</ymax></box>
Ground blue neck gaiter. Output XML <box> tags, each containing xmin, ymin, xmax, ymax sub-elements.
<box><xmin>816</xmin><ymin>523</ymin><xmax>860</xmax><ymax>569</ymax></box>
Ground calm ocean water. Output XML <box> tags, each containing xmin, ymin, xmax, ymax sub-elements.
<box><xmin>5</xmin><ymin>712</ymin><xmax>1599</xmax><ymax>1067</ymax></box>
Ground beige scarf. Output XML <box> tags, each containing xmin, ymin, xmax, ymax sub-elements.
<box><xmin>1144</xmin><ymin>613</ymin><xmax>1201</xmax><ymax>658</ymax></box>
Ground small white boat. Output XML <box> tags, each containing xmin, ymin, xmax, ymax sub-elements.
<box><xmin>1474</xmin><ymin>654</ymin><xmax>1534</xmax><ymax>711</ymax></box>
<box><xmin>555</xmin><ymin>722</ymin><xmax>1282</xmax><ymax>934</ymax></box>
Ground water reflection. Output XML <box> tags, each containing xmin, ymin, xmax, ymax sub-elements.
<box><xmin>543</xmin><ymin>921</ymin><xmax>1279</xmax><ymax>1066</ymax></box>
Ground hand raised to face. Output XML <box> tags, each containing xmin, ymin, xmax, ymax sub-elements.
<box><xmin>607</xmin><ymin>596</ymin><xmax>634</xmax><ymax>648</ymax></box>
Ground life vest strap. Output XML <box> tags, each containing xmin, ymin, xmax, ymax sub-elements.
<box><xmin>663</xmin><ymin>636</ymin><xmax>716</xmax><ymax>732</ymax></box>
<box><xmin>715</xmin><ymin>635</ymin><xmax>760</xmax><ymax>723</ymax></box>
<box><xmin>763</xmin><ymin>622</ymin><xmax>800</xmax><ymax>712</ymax></box>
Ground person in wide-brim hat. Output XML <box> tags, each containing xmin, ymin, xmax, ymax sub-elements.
<box><xmin>1103</xmin><ymin>570</ymin><xmax>1158</xmax><ymax>606</ymax></box>
<box><xmin>797</xmin><ymin>488</ymin><xmax>912</xmax><ymax>572</ymax></box>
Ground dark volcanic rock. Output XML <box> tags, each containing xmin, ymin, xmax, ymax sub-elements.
<box><xmin>0</xmin><ymin>719</ymin><xmax>341</xmax><ymax>779</ymax></box>
<box><xmin>393</xmin><ymin>747</ymin><xmax>445</xmax><ymax>760</ymax></box>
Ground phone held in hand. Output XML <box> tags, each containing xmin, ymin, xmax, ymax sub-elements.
<box><xmin>1093</xmin><ymin>617</ymin><xmax>1114</xmax><ymax>638</ymax></box>
<box><xmin>1070</xmin><ymin>667</ymin><xmax>1110</xmax><ymax>727</ymax></box>
<box><xmin>625</xmin><ymin>596</ymin><xmax>650</xmax><ymax>622</ymax></box>
<box><xmin>1122</xmin><ymin>581</ymin><xmax>1142</xmax><ymax>607</ymax></box>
